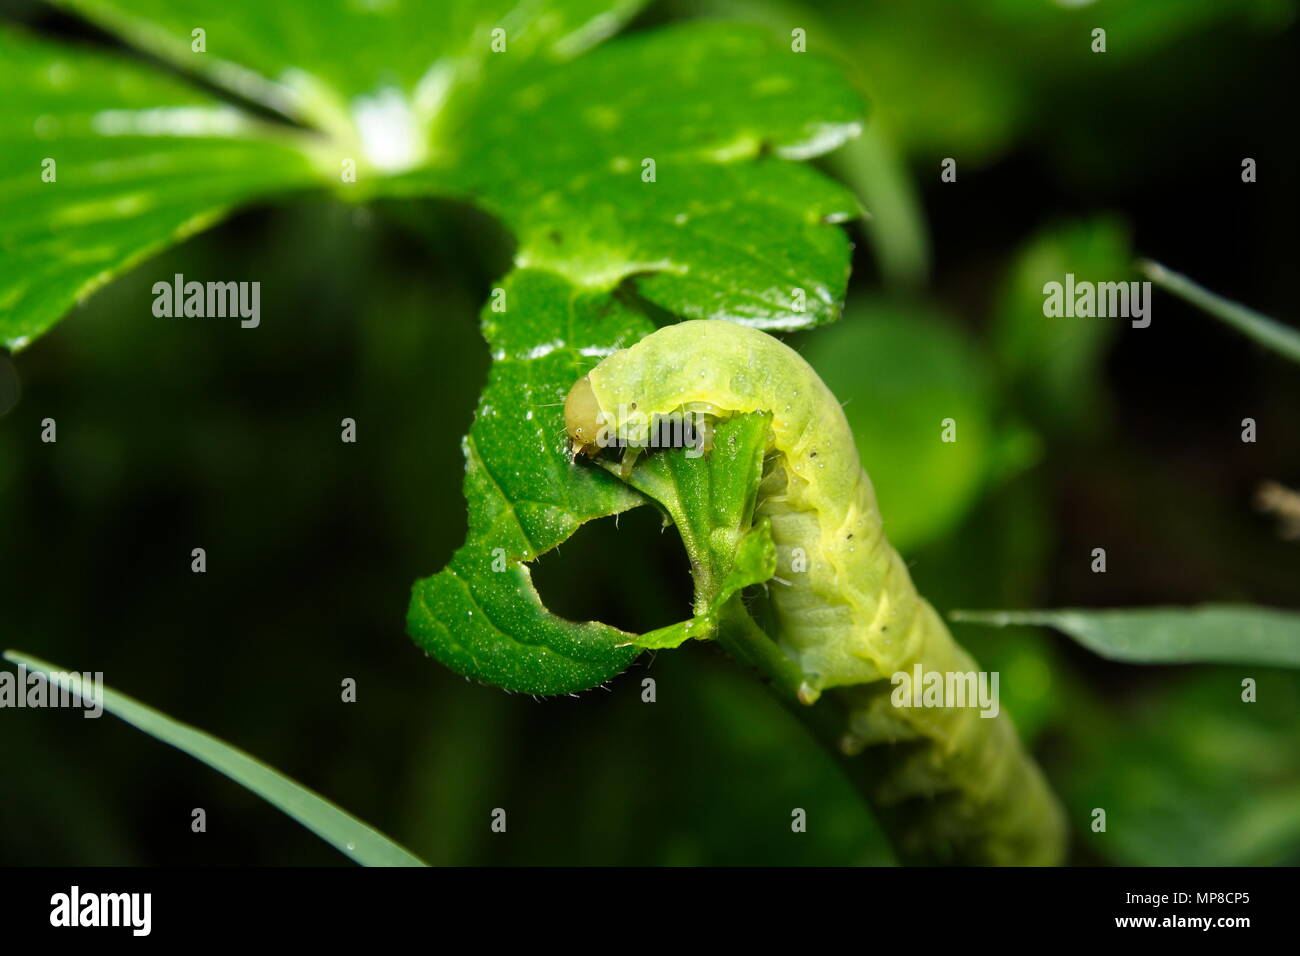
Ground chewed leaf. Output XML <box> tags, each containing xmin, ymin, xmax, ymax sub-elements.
<box><xmin>402</xmin><ymin>21</ymin><xmax>864</xmax><ymax>693</ymax></box>
<box><xmin>719</xmin><ymin>520</ymin><xmax>778</xmax><ymax>605</ymax></box>
<box><xmin>615</xmin><ymin>414</ymin><xmax>775</xmax><ymax>610</ymax></box>
<box><xmin>952</xmin><ymin>605</ymin><xmax>1300</xmax><ymax>668</ymax></box>
<box><xmin>409</xmin><ymin>549</ymin><xmax>641</xmax><ymax>694</ymax></box>
<box><xmin>626</xmin><ymin>518</ymin><xmax>777</xmax><ymax>651</ymax></box>
<box><xmin>632</xmin><ymin>617</ymin><xmax>713</xmax><ymax>651</ymax></box>
<box><xmin>407</xmin><ymin>270</ymin><xmax>653</xmax><ymax>694</ymax></box>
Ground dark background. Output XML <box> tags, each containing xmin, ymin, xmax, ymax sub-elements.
<box><xmin>2</xmin><ymin>0</ymin><xmax>1298</xmax><ymax>865</ymax></box>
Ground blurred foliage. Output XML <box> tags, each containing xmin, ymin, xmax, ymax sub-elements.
<box><xmin>799</xmin><ymin>298</ymin><xmax>1018</xmax><ymax>553</ymax></box>
<box><xmin>993</xmin><ymin>216</ymin><xmax>1132</xmax><ymax>436</ymax></box>
<box><xmin>1056</xmin><ymin>670</ymin><xmax>1300</xmax><ymax>866</ymax></box>
<box><xmin>694</xmin><ymin>0</ymin><xmax>1296</xmax><ymax>163</ymax></box>
<box><xmin>3</xmin><ymin>0</ymin><xmax>1299</xmax><ymax>865</ymax></box>
<box><xmin>0</xmin><ymin>21</ymin><xmax>317</xmax><ymax>349</ymax></box>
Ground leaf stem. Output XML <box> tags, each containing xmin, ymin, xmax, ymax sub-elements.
<box><xmin>713</xmin><ymin>597</ymin><xmax>806</xmax><ymax>698</ymax></box>
<box><xmin>712</xmin><ymin>598</ymin><xmax>901</xmax><ymax>862</ymax></box>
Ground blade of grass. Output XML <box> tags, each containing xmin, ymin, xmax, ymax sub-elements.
<box><xmin>1140</xmin><ymin>259</ymin><xmax>1300</xmax><ymax>363</ymax></box>
<box><xmin>4</xmin><ymin>650</ymin><xmax>427</xmax><ymax>867</ymax></box>
<box><xmin>951</xmin><ymin>605</ymin><xmax>1300</xmax><ymax>668</ymax></box>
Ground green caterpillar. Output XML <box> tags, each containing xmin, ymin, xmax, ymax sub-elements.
<box><xmin>566</xmin><ymin>319</ymin><xmax>1066</xmax><ymax>865</ymax></box>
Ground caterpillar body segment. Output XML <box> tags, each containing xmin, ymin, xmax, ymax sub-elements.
<box><xmin>566</xmin><ymin>319</ymin><xmax>1066</xmax><ymax>865</ymax></box>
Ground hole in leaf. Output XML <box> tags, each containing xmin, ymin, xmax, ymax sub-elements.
<box><xmin>531</xmin><ymin>505</ymin><xmax>694</xmax><ymax>635</ymax></box>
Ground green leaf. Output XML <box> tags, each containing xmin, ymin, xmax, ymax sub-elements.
<box><xmin>52</xmin><ymin>0</ymin><xmax>647</xmax><ymax>144</ymax></box>
<box><xmin>8</xmin><ymin>3</ymin><xmax>863</xmax><ymax>688</ymax></box>
<box><xmin>611</xmin><ymin>413</ymin><xmax>774</xmax><ymax>607</ymax></box>
<box><xmin>434</xmin><ymin>21</ymin><xmax>865</xmax><ymax>330</ymax></box>
<box><xmin>1140</xmin><ymin>259</ymin><xmax>1300</xmax><ymax>364</ymax></box>
<box><xmin>7</xmin><ymin>6</ymin><xmax>862</xmax><ymax>349</ymax></box>
<box><xmin>407</xmin><ymin>269</ymin><xmax>650</xmax><ymax>695</ymax></box>
<box><xmin>634</xmin><ymin>617</ymin><xmax>711</xmax><ymax>651</ymax></box>
<box><xmin>398</xmin><ymin>22</ymin><xmax>863</xmax><ymax>692</ymax></box>
<box><xmin>718</xmin><ymin>519</ymin><xmax>779</xmax><ymax>606</ymax></box>
<box><xmin>952</xmin><ymin>605</ymin><xmax>1300</xmax><ymax>668</ymax></box>
<box><xmin>0</xmin><ymin>25</ymin><xmax>318</xmax><ymax>350</ymax></box>
<box><xmin>496</xmin><ymin>159</ymin><xmax>860</xmax><ymax>332</ymax></box>
<box><xmin>4</xmin><ymin>650</ymin><xmax>426</xmax><ymax>866</ymax></box>
<box><xmin>627</xmin><ymin>517</ymin><xmax>778</xmax><ymax>651</ymax></box>
<box><xmin>612</xmin><ymin>414</ymin><xmax>777</xmax><ymax>650</ymax></box>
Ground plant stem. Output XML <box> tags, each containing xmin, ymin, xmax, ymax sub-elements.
<box><xmin>712</xmin><ymin>598</ymin><xmax>903</xmax><ymax>862</ymax></box>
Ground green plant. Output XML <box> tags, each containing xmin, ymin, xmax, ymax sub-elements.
<box><xmin>4</xmin><ymin>652</ymin><xmax>426</xmax><ymax>866</ymax></box>
<box><xmin>3</xmin><ymin>0</ymin><xmax>868</xmax><ymax>864</ymax></box>
<box><xmin>5</xmin><ymin>0</ymin><xmax>1298</xmax><ymax>868</ymax></box>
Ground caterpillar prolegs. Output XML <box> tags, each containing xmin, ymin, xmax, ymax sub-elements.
<box><xmin>566</xmin><ymin>319</ymin><xmax>1066</xmax><ymax>865</ymax></box>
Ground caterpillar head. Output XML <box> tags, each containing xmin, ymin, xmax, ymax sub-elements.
<box><xmin>564</xmin><ymin>375</ymin><xmax>604</xmax><ymax>458</ymax></box>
